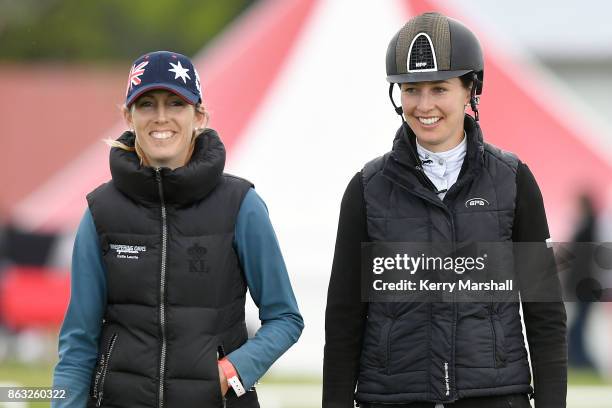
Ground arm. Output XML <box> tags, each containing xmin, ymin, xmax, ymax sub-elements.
<box><xmin>513</xmin><ymin>162</ymin><xmax>567</xmax><ymax>408</ymax></box>
<box><xmin>52</xmin><ymin>209</ymin><xmax>107</xmax><ymax>407</ymax></box>
<box><xmin>323</xmin><ymin>172</ymin><xmax>368</xmax><ymax>408</ymax></box>
<box><xmin>225</xmin><ymin>188</ymin><xmax>304</xmax><ymax>390</ymax></box>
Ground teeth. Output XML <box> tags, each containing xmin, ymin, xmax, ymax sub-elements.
<box><xmin>418</xmin><ymin>117</ymin><xmax>440</xmax><ymax>125</ymax></box>
<box><xmin>150</xmin><ymin>131</ymin><xmax>174</xmax><ymax>139</ymax></box>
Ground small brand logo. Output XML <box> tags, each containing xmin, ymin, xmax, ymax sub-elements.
<box><xmin>444</xmin><ymin>361</ymin><xmax>450</xmax><ymax>396</ymax></box>
<box><xmin>465</xmin><ymin>197</ymin><xmax>490</xmax><ymax>208</ymax></box>
<box><xmin>187</xmin><ymin>243</ymin><xmax>210</xmax><ymax>275</ymax></box>
<box><xmin>110</xmin><ymin>244</ymin><xmax>146</xmax><ymax>260</ymax></box>
<box><xmin>415</xmin><ymin>61</ymin><xmax>428</xmax><ymax>68</ymax></box>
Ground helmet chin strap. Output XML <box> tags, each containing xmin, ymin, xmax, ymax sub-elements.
<box><xmin>388</xmin><ymin>83</ymin><xmax>405</xmax><ymax>120</ymax></box>
<box><xmin>469</xmin><ymin>72</ymin><xmax>480</xmax><ymax>122</ymax></box>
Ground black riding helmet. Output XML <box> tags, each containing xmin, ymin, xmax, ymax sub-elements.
<box><xmin>386</xmin><ymin>12</ymin><xmax>484</xmax><ymax>121</ymax></box>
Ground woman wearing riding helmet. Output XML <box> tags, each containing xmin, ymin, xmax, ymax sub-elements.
<box><xmin>52</xmin><ymin>51</ymin><xmax>303</xmax><ymax>408</ymax></box>
<box><xmin>324</xmin><ymin>12</ymin><xmax>566</xmax><ymax>408</ymax></box>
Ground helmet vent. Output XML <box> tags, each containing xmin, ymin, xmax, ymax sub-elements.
<box><xmin>407</xmin><ymin>33</ymin><xmax>437</xmax><ymax>72</ymax></box>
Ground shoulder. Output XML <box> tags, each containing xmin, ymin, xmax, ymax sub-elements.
<box><xmin>86</xmin><ymin>181</ymin><xmax>114</xmax><ymax>203</ymax></box>
<box><xmin>362</xmin><ymin>152</ymin><xmax>392</xmax><ymax>185</ymax></box>
<box><xmin>85</xmin><ymin>180</ymin><xmax>121</xmax><ymax>220</ymax></box>
<box><xmin>222</xmin><ymin>173</ymin><xmax>254</xmax><ymax>189</ymax></box>
<box><xmin>208</xmin><ymin>173</ymin><xmax>254</xmax><ymax>204</ymax></box>
<box><xmin>483</xmin><ymin>142</ymin><xmax>520</xmax><ymax>174</ymax></box>
<box><xmin>515</xmin><ymin>162</ymin><xmax>543</xmax><ymax>200</ymax></box>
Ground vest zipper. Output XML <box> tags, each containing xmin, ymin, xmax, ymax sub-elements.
<box><xmin>449</xmin><ymin>216</ymin><xmax>457</xmax><ymax>400</ymax></box>
<box><xmin>384</xmin><ymin>158</ymin><xmax>460</xmax><ymax>401</ymax></box>
<box><xmin>95</xmin><ymin>333</ymin><xmax>118</xmax><ymax>407</ymax></box>
<box><xmin>155</xmin><ymin>168</ymin><xmax>168</xmax><ymax>408</ymax></box>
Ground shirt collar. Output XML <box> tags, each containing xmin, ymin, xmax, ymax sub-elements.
<box><xmin>416</xmin><ymin>131</ymin><xmax>467</xmax><ymax>168</ymax></box>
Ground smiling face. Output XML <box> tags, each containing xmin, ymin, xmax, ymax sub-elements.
<box><xmin>400</xmin><ymin>78</ymin><xmax>471</xmax><ymax>152</ymax></box>
<box><xmin>123</xmin><ymin>90</ymin><xmax>205</xmax><ymax>169</ymax></box>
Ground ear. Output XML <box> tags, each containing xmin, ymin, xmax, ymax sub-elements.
<box><xmin>465</xmin><ymin>84</ymin><xmax>473</xmax><ymax>105</ymax></box>
<box><xmin>194</xmin><ymin>105</ymin><xmax>207</xmax><ymax>129</ymax></box>
<box><xmin>122</xmin><ymin>105</ymin><xmax>134</xmax><ymax>130</ymax></box>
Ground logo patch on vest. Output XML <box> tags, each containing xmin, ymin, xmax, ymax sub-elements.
<box><xmin>187</xmin><ymin>243</ymin><xmax>210</xmax><ymax>275</ymax></box>
<box><xmin>465</xmin><ymin>197</ymin><xmax>490</xmax><ymax>208</ymax></box>
<box><xmin>110</xmin><ymin>244</ymin><xmax>146</xmax><ymax>260</ymax></box>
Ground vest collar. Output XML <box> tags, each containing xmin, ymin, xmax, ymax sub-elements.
<box><xmin>383</xmin><ymin>115</ymin><xmax>485</xmax><ymax>205</ymax></box>
<box><xmin>110</xmin><ymin>128</ymin><xmax>225</xmax><ymax>205</ymax></box>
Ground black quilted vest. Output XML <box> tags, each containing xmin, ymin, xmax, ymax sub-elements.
<box><xmin>86</xmin><ymin>129</ymin><xmax>259</xmax><ymax>408</ymax></box>
<box><xmin>356</xmin><ymin>116</ymin><xmax>532</xmax><ymax>404</ymax></box>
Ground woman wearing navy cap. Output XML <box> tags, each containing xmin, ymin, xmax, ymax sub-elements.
<box><xmin>324</xmin><ymin>13</ymin><xmax>567</xmax><ymax>408</ymax></box>
<box><xmin>52</xmin><ymin>51</ymin><xmax>303</xmax><ymax>408</ymax></box>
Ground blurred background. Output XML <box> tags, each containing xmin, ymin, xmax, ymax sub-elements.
<box><xmin>1</xmin><ymin>0</ymin><xmax>611</xmax><ymax>406</ymax></box>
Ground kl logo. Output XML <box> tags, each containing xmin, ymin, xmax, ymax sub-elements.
<box><xmin>187</xmin><ymin>243</ymin><xmax>210</xmax><ymax>275</ymax></box>
<box><xmin>465</xmin><ymin>197</ymin><xmax>490</xmax><ymax>208</ymax></box>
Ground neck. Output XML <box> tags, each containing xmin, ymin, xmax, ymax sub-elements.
<box><xmin>417</xmin><ymin>128</ymin><xmax>465</xmax><ymax>153</ymax></box>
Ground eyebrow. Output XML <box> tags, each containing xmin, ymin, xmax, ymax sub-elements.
<box><xmin>137</xmin><ymin>92</ymin><xmax>183</xmax><ymax>101</ymax></box>
<box><xmin>403</xmin><ymin>80</ymin><xmax>449</xmax><ymax>86</ymax></box>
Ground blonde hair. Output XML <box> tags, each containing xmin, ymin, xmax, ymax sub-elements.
<box><xmin>105</xmin><ymin>102</ymin><xmax>210</xmax><ymax>167</ymax></box>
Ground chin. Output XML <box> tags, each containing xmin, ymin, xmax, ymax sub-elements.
<box><xmin>415</xmin><ymin>133</ymin><xmax>443</xmax><ymax>145</ymax></box>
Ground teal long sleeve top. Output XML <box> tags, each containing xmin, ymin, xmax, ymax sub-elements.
<box><xmin>52</xmin><ymin>188</ymin><xmax>303</xmax><ymax>407</ymax></box>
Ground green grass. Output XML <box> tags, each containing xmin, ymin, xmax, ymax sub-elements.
<box><xmin>0</xmin><ymin>361</ymin><xmax>609</xmax><ymax>408</ymax></box>
<box><xmin>0</xmin><ymin>361</ymin><xmax>55</xmax><ymax>386</ymax></box>
<box><xmin>1</xmin><ymin>361</ymin><xmax>611</xmax><ymax>387</ymax></box>
<box><xmin>568</xmin><ymin>368</ymin><xmax>612</xmax><ymax>386</ymax></box>
<box><xmin>0</xmin><ymin>361</ymin><xmax>55</xmax><ymax>408</ymax></box>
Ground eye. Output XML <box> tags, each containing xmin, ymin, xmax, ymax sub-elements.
<box><xmin>402</xmin><ymin>87</ymin><xmax>417</xmax><ymax>94</ymax></box>
<box><xmin>433</xmin><ymin>87</ymin><xmax>447</xmax><ymax>94</ymax></box>
<box><xmin>171</xmin><ymin>100</ymin><xmax>186</xmax><ymax>106</ymax></box>
<box><xmin>137</xmin><ymin>100</ymin><xmax>153</xmax><ymax>108</ymax></box>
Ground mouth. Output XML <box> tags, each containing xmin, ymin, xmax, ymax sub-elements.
<box><xmin>417</xmin><ymin>116</ymin><xmax>442</xmax><ymax>126</ymax></box>
<box><xmin>149</xmin><ymin>130</ymin><xmax>175</xmax><ymax>140</ymax></box>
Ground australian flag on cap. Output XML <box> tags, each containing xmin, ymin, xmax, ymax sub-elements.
<box><xmin>125</xmin><ymin>51</ymin><xmax>202</xmax><ymax>107</ymax></box>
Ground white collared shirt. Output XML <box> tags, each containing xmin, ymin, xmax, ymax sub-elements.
<box><xmin>416</xmin><ymin>132</ymin><xmax>467</xmax><ymax>200</ymax></box>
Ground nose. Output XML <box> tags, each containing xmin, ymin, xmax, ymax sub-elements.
<box><xmin>416</xmin><ymin>91</ymin><xmax>434</xmax><ymax>113</ymax></box>
<box><xmin>154</xmin><ymin>104</ymin><xmax>168</xmax><ymax>123</ymax></box>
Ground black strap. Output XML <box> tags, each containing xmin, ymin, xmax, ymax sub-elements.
<box><xmin>469</xmin><ymin>72</ymin><xmax>480</xmax><ymax>122</ymax></box>
<box><xmin>388</xmin><ymin>83</ymin><xmax>404</xmax><ymax>115</ymax></box>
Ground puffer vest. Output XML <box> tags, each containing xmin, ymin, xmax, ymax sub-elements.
<box><xmin>85</xmin><ymin>129</ymin><xmax>259</xmax><ymax>408</ymax></box>
<box><xmin>356</xmin><ymin>116</ymin><xmax>532</xmax><ymax>404</ymax></box>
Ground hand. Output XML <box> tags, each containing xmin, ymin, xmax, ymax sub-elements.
<box><xmin>218</xmin><ymin>363</ymin><xmax>229</xmax><ymax>397</ymax></box>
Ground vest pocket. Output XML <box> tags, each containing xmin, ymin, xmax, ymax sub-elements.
<box><xmin>489</xmin><ymin>308</ymin><xmax>508</xmax><ymax>368</ymax></box>
<box><xmin>91</xmin><ymin>333</ymin><xmax>118</xmax><ymax>407</ymax></box>
<box><xmin>377</xmin><ymin>319</ymin><xmax>396</xmax><ymax>373</ymax></box>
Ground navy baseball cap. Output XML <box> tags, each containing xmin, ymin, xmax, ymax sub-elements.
<box><xmin>125</xmin><ymin>51</ymin><xmax>202</xmax><ymax>107</ymax></box>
